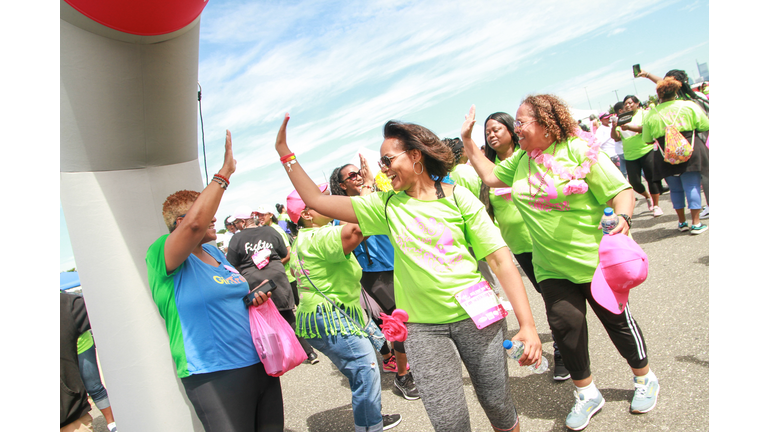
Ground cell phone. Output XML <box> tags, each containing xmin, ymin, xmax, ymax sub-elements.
<box><xmin>632</xmin><ymin>64</ymin><xmax>641</xmax><ymax>78</ymax></box>
<box><xmin>243</xmin><ymin>279</ymin><xmax>277</xmax><ymax>306</ymax></box>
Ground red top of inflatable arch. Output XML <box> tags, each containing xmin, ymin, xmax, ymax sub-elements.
<box><xmin>64</xmin><ymin>0</ymin><xmax>208</xmax><ymax>36</ymax></box>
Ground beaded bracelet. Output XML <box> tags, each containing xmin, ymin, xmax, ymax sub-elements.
<box><xmin>213</xmin><ymin>173</ymin><xmax>230</xmax><ymax>186</ymax></box>
<box><xmin>211</xmin><ymin>177</ymin><xmax>228</xmax><ymax>189</ymax></box>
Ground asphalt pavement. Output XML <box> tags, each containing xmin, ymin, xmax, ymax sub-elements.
<box><xmin>88</xmin><ymin>192</ymin><xmax>709</xmax><ymax>432</ymax></box>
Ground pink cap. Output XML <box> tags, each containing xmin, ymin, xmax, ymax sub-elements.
<box><xmin>591</xmin><ymin>234</ymin><xmax>648</xmax><ymax>314</ymax></box>
<box><xmin>286</xmin><ymin>183</ymin><xmax>329</xmax><ymax>224</ymax></box>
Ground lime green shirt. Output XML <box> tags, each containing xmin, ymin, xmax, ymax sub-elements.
<box><xmin>77</xmin><ymin>330</ymin><xmax>94</xmax><ymax>355</ymax></box>
<box><xmin>270</xmin><ymin>224</ymin><xmax>296</xmax><ymax>283</ymax></box>
<box><xmin>449</xmin><ymin>164</ymin><xmax>482</xmax><ymax>197</ymax></box>
<box><xmin>490</xmin><ymin>153</ymin><xmax>533</xmax><ymax>255</ymax></box>
<box><xmin>290</xmin><ymin>225</ymin><xmax>366</xmax><ymax>338</ymax></box>
<box><xmin>642</xmin><ymin>100</ymin><xmax>709</xmax><ymax>143</ymax></box>
<box><xmin>618</xmin><ymin>109</ymin><xmax>653</xmax><ymax>161</ymax></box>
<box><xmin>493</xmin><ymin>136</ymin><xmax>630</xmax><ymax>284</ymax></box>
<box><xmin>351</xmin><ymin>186</ymin><xmax>507</xmax><ymax>324</ymax></box>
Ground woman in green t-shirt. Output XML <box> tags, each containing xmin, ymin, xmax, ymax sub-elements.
<box><xmin>462</xmin><ymin>95</ymin><xmax>658</xmax><ymax>431</ymax></box>
<box><xmin>480</xmin><ymin>111</ymin><xmax>570</xmax><ymax>381</ymax></box>
<box><xmin>275</xmin><ymin>113</ymin><xmax>541</xmax><ymax>432</ymax></box>
<box><xmin>642</xmin><ymin>77</ymin><xmax>709</xmax><ymax>234</ymax></box>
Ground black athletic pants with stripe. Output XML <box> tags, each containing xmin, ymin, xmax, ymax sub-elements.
<box><xmin>539</xmin><ymin>278</ymin><xmax>649</xmax><ymax>381</ymax></box>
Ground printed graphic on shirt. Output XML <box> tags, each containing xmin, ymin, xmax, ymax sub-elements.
<box><xmin>518</xmin><ymin>172</ymin><xmax>570</xmax><ymax>212</ymax></box>
<box><xmin>394</xmin><ymin>216</ymin><xmax>462</xmax><ymax>271</ymax></box>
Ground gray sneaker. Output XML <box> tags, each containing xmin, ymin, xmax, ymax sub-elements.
<box><xmin>382</xmin><ymin>414</ymin><xmax>402</xmax><ymax>430</ymax></box>
<box><xmin>394</xmin><ymin>372</ymin><xmax>420</xmax><ymax>400</ymax></box>
<box><xmin>565</xmin><ymin>390</ymin><xmax>604</xmax><ymax>430</ymax></box>
<box><xmin>631</xmin><ymin>375</ymin><xmax>660</xmax><ymax>413</ymax></box>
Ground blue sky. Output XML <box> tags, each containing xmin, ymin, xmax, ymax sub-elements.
<box><xmin>59</xmin><ymin>0</ymin><xmax>709</xmax><ymax>271</ymax></box>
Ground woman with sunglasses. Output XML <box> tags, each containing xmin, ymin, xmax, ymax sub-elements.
<box><xmin>275</xmin><ymin>113</ymin><xmax>541</xmax><ymax>432</ymax></box>
<box><xmin>145</xmin><ymin>131</ymin><xmax>284</xmax><ymax>432</ymax></box>
<box><xmin>330</xmin><ymin>162</ymin><xmax>419</xmax><ymax>401</ymax></box>
<box><xmin>462</xmin><ymin>97</ymin><xmax>658</xmax><ymax>431</ymax></box>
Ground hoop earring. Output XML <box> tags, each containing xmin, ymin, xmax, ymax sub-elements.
<box><xmin>413</xmin><ymin>161</ymin><xmax>424</xmax><ymax>175</ymax></box>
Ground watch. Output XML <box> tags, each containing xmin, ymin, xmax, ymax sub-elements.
<box><xmin>618</xmin><ymin>213</ymin><xmax>632</xmax><ymax>229</ymax></box>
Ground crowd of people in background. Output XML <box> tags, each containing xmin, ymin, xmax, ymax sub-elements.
<box><xmin>63</xmin><ymin>68</ymin><xmax>708</xmax><ymax>432</ymax></box>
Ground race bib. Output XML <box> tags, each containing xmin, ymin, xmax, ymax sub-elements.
<box><xmin>252</xmin><ymin>249</ymin><xmax>271</xmax><ymax>269</ymax></box>
<box><xmin>454</xmin><ymin>281</ymin><xmax>507</xmax><ymax>329</ymax></box>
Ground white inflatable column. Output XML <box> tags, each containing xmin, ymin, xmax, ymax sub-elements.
<box><xmin>61</xmin><ymin>3</ymin><xmax>206</xmax><ymax>430</ymax></box>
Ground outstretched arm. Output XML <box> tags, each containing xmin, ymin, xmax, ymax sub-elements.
<box><xmin>165</xmin><ymin>130</ymin><xmax>236</xmax><ymax>273</ymax></box>
<box><xmin>275</xmin><ymin>114</ymin><xmax>359</xmax><ymax>223</ymax></box>
<box><xmin>485</xmin><ymin>247</ymin><xmax>542</xmax><ymax>367</ymax></box>
<box><xmin>460</xmin><ymin>106</ymin><xmax>508</xmax><ymax>187</ymax></box>
<box><xmin>637</xmin><ymin>69</ymin><xmax>662</xmax><ymax>84</ymax></box>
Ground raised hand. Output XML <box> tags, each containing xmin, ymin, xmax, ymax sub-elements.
<box><xmin>461</xmin><ymin>105</ymin><xmax>476</xmax><ymax>142</ymax></box>
<box><xmin>275</xmin><ymin>113</ymin><xmax>291</xmax><ymax>156</ymax></box>
<box><xmin>220</xmin><ymin>129</ymin><xmax>236</xmax><ymax>177</ymax></box>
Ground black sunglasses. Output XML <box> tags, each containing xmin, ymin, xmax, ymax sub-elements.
<box><xmin>378</xmin><ymin>150</ymin><xmax>408</xmax><ymax>168</ymax></box>
<box><xmin>343</xmin><ymin>171</ymin><xmax>361</xmax><ymax>182</ymax></box>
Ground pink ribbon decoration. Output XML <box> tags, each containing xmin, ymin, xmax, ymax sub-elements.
<box><xmin>379</xmin><ymin>309</ymin><xmax>409</xmax><ymax>342</ymax></box>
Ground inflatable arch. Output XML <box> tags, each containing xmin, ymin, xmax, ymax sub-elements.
<box><xmin>61</xmin><ymin>0</ymin><xmax>210</xmax><ymax>429</ymax></box>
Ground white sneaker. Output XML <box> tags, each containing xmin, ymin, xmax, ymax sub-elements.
<box><xmin>700</xmin><ymin>206</ymin><xmax>709</xmax><ymax>219</ymax></box>
<box><xmin>645</xmin><ymin>198</ymin><xmax>652</xmax><ymax>212</ymax></box>
<box><xmin>653</xmin><ymin>206</ymin><xmax>663</xmax><ymax>217</ymax></box>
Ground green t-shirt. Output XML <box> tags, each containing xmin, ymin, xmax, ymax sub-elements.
<box><xmin>490</xmin><ymin>153</ymin><xmax>533</xmax><ymax>255</ymax></box>
<box><xmin>77</xmin><ymin>330</ymin><xmax>94</xmax><ymax>355</ymax></box>
<box><xmin>270</xmin><ymin>224</ymin><xmax>296</xmax><ymax>283</ymax></box>
<box><xmin>642</xmin><ymin>100</ymin><xmax>710</xmax><ymax>143</ymax></box>
<box><xmin>493</xmin><ymin>136</ymin><xmax>631</xmax><ymax>284</ymax></box>
<box><xmin>618</xmin><ymin>109</ymin><xmax>653</xmax><ymax>161</ymax></box>
<box><xmin>351</xmin><ymin>186</ymin><xmax>507</xmax><ymax>324</ymax></box>
<box><xmin>290</xmin><ymin>225</ymin><xmax>366</xmax><ymax>338</ymax></box>
<box><xmin>449</xmin><ymin>164</ymin><xmax>482</xmax><ymax>198</ymax></box>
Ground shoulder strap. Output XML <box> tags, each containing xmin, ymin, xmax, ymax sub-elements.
<box><xmin>384</xmin><ymin>192</ymin><xmax>396</xmax><ymax>233</ymax></box>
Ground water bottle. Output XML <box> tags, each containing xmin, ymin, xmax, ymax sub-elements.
<box><xmin>502</xmin><ymin>339</ymin><xmax>548</xmax><ymax>374</ymax></box>
<box><xmin>600</xmin><ymin>207</ymin><xmax>619</xmax><ymax>235</ymax></box>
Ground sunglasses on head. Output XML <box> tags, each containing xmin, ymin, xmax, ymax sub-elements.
<box><xmin>378</xmin><ymin>150</ymin><xmax>408</xmax><ymax>168</ymax></box>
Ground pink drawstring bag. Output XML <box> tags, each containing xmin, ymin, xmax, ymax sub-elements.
<box><xmin>248</xmin><ymin>298</ymin><xmax>307</xmax><ymax>377</ymax></box>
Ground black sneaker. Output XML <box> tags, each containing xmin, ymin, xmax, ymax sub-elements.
<box><xmin>394</xmin><ymin>372</ymin><xmax>420</xmax><ymax>400</ymax></box>
<box><xmin>553</xmin><ymin>352</ymin><xmax>571</xmax><ymax>381</ymax></box>
<box><xmin>307</xmin><ymin>352</ymin><xmax>319</xmax><ymax>365</ymax></box>
<box><xmin>382</xmin><ymin>414</ymin><xmax>402</xmax><ymax>430</ymax></box>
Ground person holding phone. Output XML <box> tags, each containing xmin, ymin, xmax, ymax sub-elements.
<box><xmin>145</xmin><ymin>131</ymin><xmax>284</xmax><ymax>432</ymax></box>
<box><xmin>276</xmin><ymin>113</ymin><xmax>541</xmax><ymax>432</ymax></box>
<box><xmin>287</xmin><ymin>183</ymin><xmax>403</xmax><ymax>431</ymax></box>
<box><xmin>227</xmin><ymin>205</ymin><xmax>318</xmax><ymax>364</ymax></box>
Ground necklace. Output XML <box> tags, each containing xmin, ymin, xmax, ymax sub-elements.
<box><xmin>527</xmin><ymin>143</ymin><xmax>556</xmax><ymax>199</ymax></box>
<box><xmin>526</xmin><ymin>130</ymin><xmax>601</xmax><ymax>197</ymax></box>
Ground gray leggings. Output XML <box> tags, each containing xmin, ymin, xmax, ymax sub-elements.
<box><xmin>404</xmin><ymin>318</ymin><xmax>518</xmax><ymax>432</ymax></box>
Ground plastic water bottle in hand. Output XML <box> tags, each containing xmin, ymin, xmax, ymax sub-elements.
<box><xmin>600</xmin><ymin>207</ymin><xmax>619</xmax><ymax>235</ymax></box>
<box><xmin>503</xmin><ymin>339</ymin><xmax>548</xmax><ymax>374</ymax></box>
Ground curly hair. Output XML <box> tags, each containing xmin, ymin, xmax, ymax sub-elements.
<box><xmin>383</xmin><ymin>121</ymin><xmax>454</xmax><ymax>180</ymax></box>
<box><xmin>520</xmin><ymin>94</ymin><xmax>578</xmax><ymax>143</ymax></box>
<box><xmin>656</xmin><ymin>77</ymin><xmax>682</xmax><ymax>101</ymax></box>
<box><xmin>329</xmin><ymin>164</ymin><xmax>354</xmax><ymax>196</ymax></box>
<box><xmin>162</xmin><ymin>190</ymin><xmax>200</xmax><ymax>232</ymax></box>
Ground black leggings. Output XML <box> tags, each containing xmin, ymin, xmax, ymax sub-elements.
<box><xmin>539</xmin><ymin>278</ymin><xmax>648</xmax><ymax>381</ymax></box>
<box><xmin>182</xmin><ymin>363</ymin><xmax>283</xmax><ymax>432</ymax></box>
<box><xmin>626</xmin><ymin>151</ymin><xmax>662</xmax><ymax>195</ymax></box>
<box><xmin>360</xmin><ymin>271</ymin><xmax>406</xmax><ymax>354</ymax></box>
